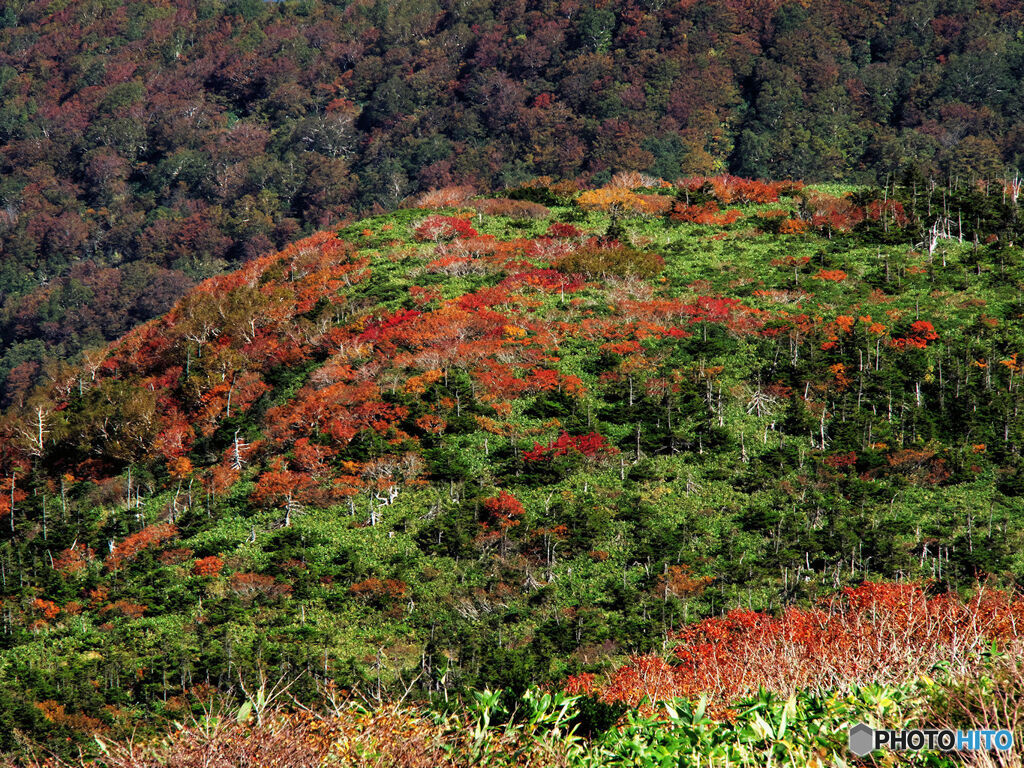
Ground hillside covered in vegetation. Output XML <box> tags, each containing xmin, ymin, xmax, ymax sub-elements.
<box><xmin>4</xmin><ymin>0</ymin><xmax>1024</xmax><ymax>402</ymax></box>
<box><xmin>1</xmin><ymin>175</ymin><xmax>1024</xmax><ymax>760</ymax></box>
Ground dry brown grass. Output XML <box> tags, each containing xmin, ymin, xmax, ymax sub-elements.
<box><xmin>14</xmin><ymin>701</ymin><xmax>578</xmax><ymax>768</ymax></box>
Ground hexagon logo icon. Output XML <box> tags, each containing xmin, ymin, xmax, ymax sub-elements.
<box><xmin>848</xmin><ymin>722</ymin><xmax>875</xmax><ymax>757</ymax></box>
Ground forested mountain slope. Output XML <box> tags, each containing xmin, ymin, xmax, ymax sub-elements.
<box><xmin>1</xmin><ymin>175</ymin><xmax>1023</xmax><ymax>754</ymax></box>
<box><xmin>3</xmin><ymin>0</ymin><xmax>1024</xmax><ymax>401</ymax></box>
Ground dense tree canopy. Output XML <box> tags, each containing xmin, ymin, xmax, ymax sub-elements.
<box><xmin>3</xmin><ymin>0</ymin><xmax>1024</xmax><ymax>399</ymax></box>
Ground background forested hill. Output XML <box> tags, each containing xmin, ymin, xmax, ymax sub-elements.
<box><xmin>3</xmin><ymin>0</ymin><xmax>1024</xmax><ymax>400</ymax></box>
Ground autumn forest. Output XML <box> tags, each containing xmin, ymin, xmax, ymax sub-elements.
<box><xmin>1</xmin><ymin>0</ymin><xmax>1024</xmax><ymax>765</ymax></box>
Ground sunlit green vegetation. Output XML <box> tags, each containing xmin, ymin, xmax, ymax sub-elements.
<box><xmin>1</xmin><ymin>175</ymin><xmax>1023</xmax><ymax>760</ymax></box>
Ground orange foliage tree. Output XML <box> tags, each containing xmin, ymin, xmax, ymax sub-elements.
<box><xmin>105</xmin><ymin>524</ymin><xmax>178</xmax><ymax>571</ymax></box>
<box><xmin>571</xmin><ymin>583</ymin><xmax>1024</xmax><ymax>707</ymax></box>
<box><xmin>193</xmin><ymin>556</ymin><xmax>224</xmax><ymax>577</ymax></box>
<box><xmin>576</xmin><ymin>188</ymin><xmax>670</xmax><ymax>217</ymax></box>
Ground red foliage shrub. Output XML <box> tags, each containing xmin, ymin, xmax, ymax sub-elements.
<box><xmin>33</xmin><ymin>598</ymin><xmax>60</xmax><ymax>620</ymax></box>
<box><xmin>167</xmin><ymin>456</ymin><xmax>193</xmax><ymax>479</ymax></box>
<box><xmin>208</xmin><ymin>465</ymin><xmax>240</xmax><ymax>496</ymax></box>
<box><xmin>409</xmin><ymin>285</ymin><xmax>443</xmax><ymax>306</ymax></box>
<box><xmin>546</xmin><ymin>222</ymin><xmax>583</xmax><ymax>238</ymax></box>
<box><xmin>482</xmin><ymin>490</ymin><xmax>526</xmax><ymax>527</ymax></box>
<box><xmin>678</xmin><ymin>295</ymin><xmax>745</xmax><ymax>327</ymax></box>
<box><xmin>193</xmin><ymin>555</ymin><xmax>224</xmax><ymax>576</ymax></box>
<box><xmin>523</xmin><ymin>431</ymin><xmax>615</xmax><ymax>462</ymax></box>
<box><xmin>413</xmin><ymin>215</ymin><xmax>478</xmax><ymax>242</ymax></box>
<box><xmin>105</xmin><ymin>524</ymin><xmax>178</xmax><ymax>571</ymax></box>
<box><xmin>892</xmin><ymin>320</ymin><xmax>939</xmax><ymax>349</ymax></box>
<box><xmin>778</xmin><ymin>218</ymin><xmax>808</xmax><ymax>234</ymax></box>
<box><xmin>0</xmin><ymin>475</ymin><xmax>27</xmax><ymax>521</ymax></box>
<box><xmin>53</xmin><ymin>543</ymin><xmax>96</xmax><ymax>574</ymax></box>
<box><xmin>865</xmin><ymin>199</ymin><xmax>909</xmax><ymax>226</ymax></box>
<box><xmin>578</xmin><ymin>583</ymin><xmax>1024</xmax><ymax>707</ymax></box>
<box><xmin>35</xmin><ymin>700</ymin><xmax>105</xmax><ymax>735</ymax></box>
<box><xmin>677</xmin><ymin>175</ymin><xmax>797</xmax><ymax>204</ymax></box>
<box><xmin>634</xmin><ymin>193</ymin><xmax>674</xmax><ymax>215</ymax></box>
<box><xmin>350</xmin><ymin>577</ymin><xmax>408</xmax><ymax>604</ymax></box>
<box><xmin>824</xmin><ymin>451</ymin><xmax>857</xmax><ymax>470</ymax></box>
<box><xmin>423</xmin><ymin>253</ymin><xmax>490</xmax><ymax>276</ymax></box>
<box><xmin>250</xmin><ymin>464</ymin><xmax>323</xmax><ymax>511</ymax></box>
<box><xmin>415</xmin><ymin>413</ymin><xmax>447</xmax><ymax>435</ymax></box>
<box><xmin>601</xmin><ymin>340</ymin><xmax>642</xmax><ymax>355</ymax></box>
<box><xmin>656</xmin><ymin>565</ymin><xmax>713</xmax><ymax>601</ymax></box>
<box><xmin>508</xmin><ymin>176</ymin><xmax>581</xmax><ymax>201</ymax></box>
<box><xmin>158</xmin><ymin>548</ymin><xmax>194</xmax><ymax>565</ymax></box>
<box><xmin>670</xmin><ymin>201</ymin><xmax>743</xmax><ymax>226</ymax></box>
<box><xmin>456</xmin><ymin>286</ymin><xmax>512</xmax><ymax>310</ymax></box>
<box><xmin>576</xmin><ymin>188</ymin><xmax>654</xmax><ymax>215</ymax></box>
<box><xmin>500</xmin><ymin>269</ymin><xmax>585</xmax><ymax>294</ymax></box>
<box><xmin>358</xmin><ymin>309</ymin><xmax>423</xmax><ymax>343</ymax></box>
<box><xmin>804</xmin><ymin>193</ymin><xmax>863</xmax><ymax>233</ymax></box>
<box><xmin>813</xmin><ymin>269</ymin><xmax>848</xmax><ymax>281</ymax></box>
<box><xmin>564</xmin><ymin>672</ymin><xmax>597</xmax><ymax>695</ymax></box>
<box><xmin>100</xmin><ymin>600</ymin><xmax>148</xmax><ymax>619</ymax></box>
<box><xmin>885</xmin><ymin>448</ymin><xmax>950</xmax><ymax>485</ymax></box>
